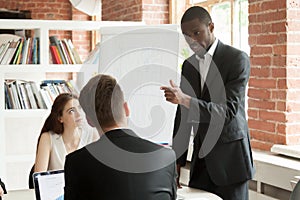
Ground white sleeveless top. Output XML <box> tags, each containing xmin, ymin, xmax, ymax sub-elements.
<box><xmin>47</xmin><ymin>126</ymin><xmax>95</xmax><ymax>170</ymax></box>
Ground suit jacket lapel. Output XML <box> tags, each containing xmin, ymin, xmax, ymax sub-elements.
<box><xmin>185</xmin><ymin>55</ymin><xmax>202</xmax><ymax>98</ymax></box>
<box><xmin>201</xmin><ymin>41</ymin><xmax>224</xmax><ymax>97</ymax></box>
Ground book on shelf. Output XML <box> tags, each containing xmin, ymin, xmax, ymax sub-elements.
<box><xmin>40</xmin><ymin>79</ymin><xmax>78</xmax><ymax>94</ymax></box>
<box><xmin>20</xmin><ymin>37</ymin><xmax>40</xmax><ymax>65</ymax></box>
<box><xmin>59</xmin><ymin>39</ymin><xmax>70</xmax><ymax>64</ymax></box>
<box><xmin>39</xmin><ymin>89</ymin><xmax>52</xmax><ymax>109</ymax></box>
<box><xmin>31</xmin><ymin>37</ymin><xmax>39</xmax><ymax>64</ymax></box>
<box><xmin>49</xmin><ymin>45</ymin><xmax>62</xmax><ymax>64</ymax></box>
<box><xmin>49</xmin><ymin>36</ymin><xmax>67</xmax><ymax>64</ymax></box>
<box><xmin>49</xmin><ymin>36</ymin><xmax>82</xmax><ymax>64</ymax></box>
<box><xmin>0</xmin><ymin>44</ymin><xmax>6</xmax><ymax>59</ymax></box>
<box><xmin>14</xmin><ymin>79</ymin><xmax>26</xmax><ymax>109</ymax></box>
<box><xmin>26</xmin><ymin>37</ymin><xmax>33</xmax><ymax>64</ymax></box>
<box><xmin>30</xmin><ymin>82</ymin><xmax>47</xmax><ymax>109</ymax></box>
<box><xmin>67</xmin><ymin>39</ymin><xmax>82</xmax><ymax>64</ymax></box>
<box><xmin>24</xmin><ymin>82</ymin><xmax>38</xmax><ymax>109</ymax></box>
<box><xmin>21</xmin><ymin>38</ymin><xmax>30</xmax><ymax>64</ymax></box>
<box><xmin>0</xmin><ymin>41</ymin><xmax>11</xmax><ymax>63</ymax></box>
<box><xmin>62</xmin><ymin>39</ymin><xmax>76</xmax><ymax>64</ymax></box>
<box><xmin>5</xmin><ymin>80</ymin><xmax>21</xmax><ymax>109</ymax></box>
<box><xmin>38</xmin><ymin>79</ymin><xmax>79</xmax><ymax>108</ymax></box>
<box><xmin>0</xmin><ymin>34</ymin><xmax>22</xmax><ymax>64</ymax></box>
<box><xmin>4</xmin><ymin>83</ymin><xmax>12</xmax><ymax>109</ymax></box>
<box><xmin>19</xmin><ymin>82</ymin><xmax>32</xmax><ymax>109</ymax></box>
<box><xmin>1</xmin><ymin>39</ymin><xmax>21</xmax><ymax>65</ymax></box>
<box><xmin>0</xmin><ymin>34</ymin><xmax>40</xmax><ymax>65</ymax></box>
<box><xmin>38</xmin><ymin>80</ymin><xmax>77</xmax><ymax>108</ymax></box>
<box><xmin>4</xmin><ymin>79</ymin><xmax>47</xmax><ymax>109</ymax></box>
<box><xmin>12</xmin><ymin>37</ymin><xmax>24</xmax><ymax>64</ymax></box>
<box><xmin>4</xmin><ymin>79</ymin><xmax>79</xmax><ymax>110</ymax></box>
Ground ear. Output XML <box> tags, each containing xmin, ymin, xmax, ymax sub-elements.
<box><xmin>58</xmin><ymin>117</ymin><xmax>63</xmax><ymax>123</ymax></box>
<box><xmin>209</xmin><ymin>22</ymin><xmax>214</xmax><ymax>33</ymax></box>
<box><xmin>124</xmin><ymin>102</ymin><xmax>130</xmax><ymax>117</ymax></box>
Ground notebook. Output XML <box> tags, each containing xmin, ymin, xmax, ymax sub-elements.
<box><xmin>33</xmin><ymin>170</ymin><xmax>65</xmax><ymax>200</ymax></box>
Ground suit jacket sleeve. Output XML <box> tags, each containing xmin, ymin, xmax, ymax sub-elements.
<box><xmin>172</xmin><ymin>59</ymin><xmax>194</xmax><ymax>166</ymax></box>
<box><xmin>171</xmin><ymin>160</ymin><xmax>178</xmax><ymax>200</ymax></box>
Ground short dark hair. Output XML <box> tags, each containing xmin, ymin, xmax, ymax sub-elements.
<box><xmin>79</xmin><ymin>74</ymin><xmax>125</xmax><ymax>129</ymax></box>
<box><xmin>181</xmin><ymin>6</ymin><xmax>212</xmax><ymax>26</ymax></box>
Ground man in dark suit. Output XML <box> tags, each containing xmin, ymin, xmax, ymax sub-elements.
<box><xmin>64</xmin><ymin>74</ymin><xmax>177</xmax><ymax>200</ymax></box>
<box><xmin>161</xmin><ymin>6</ymin><xmax>254</xmax><ymax>200</ymax></box>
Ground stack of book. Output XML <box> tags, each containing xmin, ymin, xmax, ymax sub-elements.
<box><xmin>40</xmin><ymin>80</ymin><xmax>78</xmax><ymax>108</ymax></box>
<box><xmin>0</xmin><ymin>34</ymin><xmax>83</xmax><ymax>65</ymax></box>
<box><xmin>4</xmin><ymin>79</ymin><xmax>78</xmax><ymax>109</ymax></box>
<box><xmin>49</xmin><ymin>36</ymin><xmax>82</xmax><ymax>64</ymax></box>
<box><xmin>5</xmin><ymin>80</ymin><xmax>46</xmax><ymax>109</ymax></box>
<box><xmin>0</xmin><ymin>34</ymin><xmax>40</xmax><ymax>65</ymax></box>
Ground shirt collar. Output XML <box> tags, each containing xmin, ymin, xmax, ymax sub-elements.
<box><xmin>195</xmin><ymin>38</ymin><xmax>218</xmax><ymax>60</ymax></box>
<box><xmin>207</xmin><ymin>38</ymin><xmax>218</xmax><ymax>57</ymax></box>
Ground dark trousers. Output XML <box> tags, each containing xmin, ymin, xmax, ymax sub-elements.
<box><xmin>188</xmin><ymin>158</ymin><xmax>249</xmax><ymax>200</ymax></box>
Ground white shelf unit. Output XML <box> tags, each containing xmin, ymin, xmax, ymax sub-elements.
<box><xmin>0</xmin><ymin>19</ymin><xmax>141</xmax><ymax>190</ymax></box>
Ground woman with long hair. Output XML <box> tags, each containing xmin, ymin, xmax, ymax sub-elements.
<box><xmin>34</xmin><ymin>93</ymin><xmax>99</xmax><ymax>172</ymax></box>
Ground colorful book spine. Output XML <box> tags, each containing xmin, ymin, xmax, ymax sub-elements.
<box><xmin>49</xmin><ymin>36</ymin><xmax>67</xmax><ymax>64</ymax></box>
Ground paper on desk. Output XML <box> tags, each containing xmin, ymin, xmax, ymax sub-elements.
<box><xmin>37</xmin><ymin>173</ymin><xmax>64</xmax><ymax>200</ymax></box>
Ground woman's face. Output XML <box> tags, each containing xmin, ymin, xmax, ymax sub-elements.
<box><xmin>59</xmin><ymin>99</ymin><xmax>84</xmax><ymax>128</ymax></box>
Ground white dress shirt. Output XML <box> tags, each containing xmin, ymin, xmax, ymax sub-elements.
<box><xmin>196</xmin><ymin>39</ymin><xmax>218</xmax><ymax>90</ymax></box>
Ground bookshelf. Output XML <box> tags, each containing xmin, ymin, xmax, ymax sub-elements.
<box><xmin>0</xmin><ymin>19</ymin><xmax>142</xmax><ymax>190</ymax></box>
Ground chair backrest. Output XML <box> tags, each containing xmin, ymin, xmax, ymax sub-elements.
<box><xmin>290</xmin><ymin>180</ymin><xmax>300</xmax><ymax>200</ymax></box>
<box><xmin>28</xmin><ymin>164</ymin><xmax>35</xmax><ymax>189</ymax></box>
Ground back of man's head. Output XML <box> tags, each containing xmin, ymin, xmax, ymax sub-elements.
<box><xmin>79</xmin><ymin>74</ymin><xmax>125</xmax><ymax>130</ymax></box>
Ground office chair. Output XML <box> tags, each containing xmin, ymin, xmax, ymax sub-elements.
<box><xmin>28</xmin><ymin>164</ymin><xmax>35</xmax><ymax>189</ymax></box>
<box><xmin>290</xmin><ymin>180</ymin><xmax>300</xmax><ymax>200</ymax></box>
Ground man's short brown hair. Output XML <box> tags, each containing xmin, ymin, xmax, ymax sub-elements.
<box><xmin>79</xmin><ymin>74</ymin><xmax>125</xmax><ymax>129</ymax></box>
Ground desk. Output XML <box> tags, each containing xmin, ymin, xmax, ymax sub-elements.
<box><xmin>178</xmin><ymin>186</ymin><xmax>222</xmax><ymax>200</ymax></box>
<box><xmin>3</xmin><ymin>189</ymin><xmax>35</xmax><ymax>200</ymax></box>
<box><xmin>3</xmin><ymin>186</ymin><xmax>222</xmax><ymax>200</ymax></box>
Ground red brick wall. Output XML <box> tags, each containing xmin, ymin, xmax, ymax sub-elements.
<box><xmin>248</xmin><ymin>0</ymin><xmax>300</xmax><ymax>150</ymax></box>
<box><xmin>102</xmin><ymin>0</ymin><xmax>169</xmax><ymax>24</ymax></box>
<box><xmin>0</xmin><ymin>0</ymin><xmax>71</xmax><ymax>20</ymax></box>
<box><xmin>102</xmin><ymin>0</ymin><xmax>143</xmax><ymax>21</ymax></box>
<box><xmin>71</xmin><ymin>8</ymin><xmax>92</xmax><ymax>60</ymax></box>
<box><xmin>142</xmin><ymin>0</ymin><xmax>169</xmax><ymax>24</ymax></box>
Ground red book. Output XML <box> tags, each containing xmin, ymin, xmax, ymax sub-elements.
<box><xmin>50</xmin><ymin>45</ymin><xmax>62</xmax><ymax>64</ymax></box>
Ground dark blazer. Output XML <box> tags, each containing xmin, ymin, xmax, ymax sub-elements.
<box><xmin>172</xmin><ymin>40</ymin><xmax>254</xmax><ymax>187</ymax></box>
<box><xmin>64</xmin><ymin>129</ymin><xmax>177</xmax><ymax>200</ymax></box>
